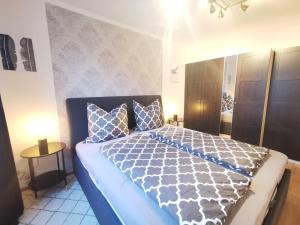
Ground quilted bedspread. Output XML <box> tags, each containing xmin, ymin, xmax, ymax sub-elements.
<box><xmin>100</xmin><ymin>134</ymin><xmax>251</xmax><ymax>225</ymax></box>
<box><xmin>150</xmin><ymin>125</ymin><xmax>269</xmax><ymax>177</ymax></box>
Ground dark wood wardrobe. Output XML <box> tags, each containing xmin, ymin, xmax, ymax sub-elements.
<box><xmin>0</xmin><ymin>95</ymin><xmax>24</xmax><ymax>225</ymax></box>
<box><xmin>231</xmin><ymin>51</ymin><xmax>274</xmax><ymax>145</ymax></box>
<box><xmin>263</xmin><ymin>47</ymin><xmax>300</xmax><ymax>161</ymax></box>
<box><xmin>184</xmin><ymin>46</ymin><xmax>300</xmax><ymax>161</ymax></box>
<box><xmin>184</xmin><ymin>51</ymin><xmax>273</xmax><ymax>144</ymax></box>
<box><xmin>185</xmin><ymin>58</ymin><xmax>224</xmax><ymax>135</ymax></box>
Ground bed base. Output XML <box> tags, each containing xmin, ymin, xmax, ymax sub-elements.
<box><xmin>74</xmin><ymin>153</ymin><xmax>290</xmax><ymax>225</ymax></box>
<box><xmin>262</xmin><ymin>169</ymin><xmax>291</xmax><ymax>225</ymax></box>
<box><xmin>74</xmin><ymin>155</ymin><xmax>122</xmax><ymax>225</ymax></box>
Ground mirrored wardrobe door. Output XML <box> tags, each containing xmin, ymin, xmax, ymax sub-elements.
<box><xmin>220</xmin><ymin>55</ymin><xmax>238</xmax><ymax>138</ymax></box>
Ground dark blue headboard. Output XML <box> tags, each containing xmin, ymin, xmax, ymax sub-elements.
<box><xmin>66</xmin><ymin>95</ymin><xmax>162</xmax><ymax>153</ymax></box>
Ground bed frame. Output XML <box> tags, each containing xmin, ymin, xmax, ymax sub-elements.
<box><xmin>66</xmin><ymin>95</ymin><xmax>291</xmax><ymax>225</ymax></box>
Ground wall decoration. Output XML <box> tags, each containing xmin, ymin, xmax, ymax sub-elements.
<box><xmin>20</xmin><ymin>38</ymin><xmax>36</xmax><ymax>71</ymax></box>
<box><xmin>0</xmin><ymin>34</ymin><xmax>17</xmax><ymax>70</ymax></box>
<box><xmin>0</xmin><ymin>34</ymin><xmax>37</xmax><ymax>72</ymax></box>
<box><xmin>46</xmin><ymin>3</ymin><xmax>162</xmax><ymax>151</ymax></box>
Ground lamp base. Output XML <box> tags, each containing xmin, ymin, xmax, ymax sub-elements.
<box><xmin>38</xmin><ymin>139</ymin><xmax>48</xmax><ymax>155</ymax></box>
<box><xmin>173</xmin><ymin>114</ymin><xmax>178</xmax><ymax>122</ymax></box>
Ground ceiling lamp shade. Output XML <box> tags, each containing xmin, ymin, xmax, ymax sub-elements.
<box><xmin>241</xmin><ymin>2</ymin><xmax>250</xmax><ymax>11</ymax></box>
<box><xmin>210</xmin><ymin>3</ymin><xmax>216</xmax><ymax>14</ymax></box>
<box><xmin>218</xmin><ymin>9</ymin><xmax>224</xmax><ymax>18</ymax></box>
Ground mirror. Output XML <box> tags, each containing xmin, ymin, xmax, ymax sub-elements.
<box><xmin>220</xmin><ymin>55</ymin><xmax>238</xmax><ymax>138</ymax></box>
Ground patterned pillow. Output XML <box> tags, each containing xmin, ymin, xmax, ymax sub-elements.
<box><xmin>133</xmin><ymin>99</ymin><xmax>164</xmax><ymax>131</ymax></box>
<box><xmin>85</xmin><ymin>103</ymin><xmax>129</xmax><ymax>143</ymax></box>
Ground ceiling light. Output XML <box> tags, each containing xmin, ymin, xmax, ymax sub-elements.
<box><xmin>210</xmin><ymin>3</ymin><xmax>216</xmax><ymax>14</ymax></box>
<box><xmin>218</xmin><ymin>9</ymin><xmax>224</xmax><ymax>18</ymax></box>
<box><xmin>241</xmin><ymin>2</ymin><xmax>249</xmax><ymax>11</ymax></box>
<box><xmin>208</xmin><ymin>0</ymin><xmax>250</xmax><ymax>18</ymax></box>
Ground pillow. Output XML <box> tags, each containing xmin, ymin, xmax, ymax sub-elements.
<box><xmin>133</xmin><ymin>99</ymin><xmax>164</xmax><ymax>131</ymax></box>
<box><xmin>85</xmin><ymin>103</ymin><xmax>129</xmax><ymax>143</ymax></box>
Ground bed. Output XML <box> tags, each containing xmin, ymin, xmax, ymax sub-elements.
<box><xmin>66</xmin><ymin>95</ymin><xmax>291</xmax><ymax>225</ymax></box>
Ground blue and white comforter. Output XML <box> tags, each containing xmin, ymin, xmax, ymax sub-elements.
<box><xmin>100</xmin><ymin>134</ymin><xmax>251</xmax><ymax>225</ymax></box>
<box><xmin>150</xmin><ymin>125</ymin><xmax>269</xmax><ymax>177</ymax></box>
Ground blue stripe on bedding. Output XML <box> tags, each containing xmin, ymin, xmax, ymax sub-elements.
<box><xmin>150</xmin><ymin>125</ymin><xmax>269</xmax><ymax>177</ymax></box>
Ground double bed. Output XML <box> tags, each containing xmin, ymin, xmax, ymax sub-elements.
<box><xmin>66</xmin><ymin>95</ymin><xmax>290</xmax><ymax>225</ymax></box>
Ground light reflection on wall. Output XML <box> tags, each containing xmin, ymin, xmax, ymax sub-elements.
<box><xmin>26</xmin><ymin>114</ymin><xmax>59</xmax><ymax>142</ymax></box>
<box><xmin>163</xmin><ymin>98</ymin><xmax>178</xmax><ymax>120</ymax></box>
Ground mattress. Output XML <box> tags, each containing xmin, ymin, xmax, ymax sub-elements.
<box><xmin>76</xmin><ymin>133</ymin><xmax>287</xmax><ymax>225</ymax></box>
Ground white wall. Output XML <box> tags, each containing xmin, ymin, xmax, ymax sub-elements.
<box><xmin>0</xmin><ymin>0</ymin><xmax>60</xmax><ymax>188</ymax></box>
<box><xmin>162</xmin><ymin>0</ymin><xmax>300</xmax><ymax>119</ymax></box>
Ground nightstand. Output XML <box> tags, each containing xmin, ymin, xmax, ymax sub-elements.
<box><xmin>20</xmin><ymin>142</ymin><xmax>67</xmax><ymax>198</ymax></box>
<box><xmin>167</xmin><ymin>118</ymin><xmax>184</xmax><ymax>127</ymax></box>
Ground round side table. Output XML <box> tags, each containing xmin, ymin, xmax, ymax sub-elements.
<box><xmin>20</xmin><ymin>142</ymin><xmax>67</xmax><ymax>198</ymax></box>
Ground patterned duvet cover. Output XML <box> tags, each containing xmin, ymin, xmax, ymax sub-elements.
<box><xmin>150</xmin><ymin>125</ymin><xmax>269</xmax><ymax>177</ymax></box>
<box><xmin>100</xmin><ymin>134</ymin><xmax>251</xmax><ymax>225</ymax></box>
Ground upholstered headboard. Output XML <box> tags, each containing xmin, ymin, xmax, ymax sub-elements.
<box><xmin>66</xmin><ymin>95</ymin><xmax>162</xmax><ymax>154</ymax></box>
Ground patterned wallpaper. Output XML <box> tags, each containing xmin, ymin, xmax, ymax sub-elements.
<box><xmin>45</xmin><ymin>4</ymin><xmax>162</xmax><ymax>155</ymax></box>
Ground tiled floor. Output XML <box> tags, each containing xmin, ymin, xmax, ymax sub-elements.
<box><xmin>19</xmin><ymin>175</ymin><xmax>100</xmax><ymax>225</ymax></box>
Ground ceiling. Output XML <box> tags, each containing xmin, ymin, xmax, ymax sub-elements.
<box><xmin>52</xmin><ymin>0</ymin><xmax>300</xmax><ymax>41</ymax></box>
<box><xmin>50</xmin><ymin>0</ymin><xmax>167</xmax><ymax>38</ymax></box>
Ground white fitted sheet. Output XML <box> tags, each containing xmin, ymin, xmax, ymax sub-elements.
<box><xmin>76</xmin><ymin>134</ymin><xmax>287</xmax><ymax>225</ymax></box>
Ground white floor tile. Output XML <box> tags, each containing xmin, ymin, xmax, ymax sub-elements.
<box><xmin>68</xmin><ymin>190</ymin><xmax>84</xmax><ymax>200</ymax></box>
<box><xmin>63</xmin><ymin>213</ymin><xmax>84</xmax><ymax>225</ymax></box>
<box><xmin>46</xmin><ymin>212</ymin><xmax>68</xmax><ymax>225</ymax></box>
<box><xmin>73</xmin><ymin>182</ymin><xmax>82</xmax><ymax>190</ymax></box>
<box><xmin>72</xmin><ymin>201</ymin><xmax>89</xmax><ymax>214</ymax></box>
<box><xmin>31</xmin><ymin>211</ymin><xmax>53</xmax><ymax>225</ymax></box>
<box><xmin>58</xmin><ymin>199</ymin><xmax>78</xmax><ymax>213</ymax></box>
<box><xmin>56</xmin><ymin>188</ymin><xmax>72</xmax><ymax>199</ymax></box>
<box><xmin>87</xmin><ymin>207</ymin><xmax>95</xmax><ymax>216</ymax></box>
<box><xmin>80</xmin><ymin>194</ymin><xmax>88</xmax><ymax>201</ymax></box>
<box><xmin>44</xmin><ymin>198</ymin><xmax>64</xmax><ymax>211</ymax></box>
<box><xmin>68</xmin><ymin>180</ymin><xmax>78</xmax><ymax>190</ymax></box>
<box><xmin>80</xmin><ymin>215</ymin><xmax>98</xmax><ymax>225</ymax></box>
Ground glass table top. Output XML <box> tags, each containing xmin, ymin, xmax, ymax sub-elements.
<box><xmin>20</xmin><ymin>142</ymin><xmax>66</xmax><ymax>158</ymax></box>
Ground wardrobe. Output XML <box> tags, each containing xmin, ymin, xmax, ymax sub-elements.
<box><xmin>184</xmin><ymin>46</ymin><xmax>300</xmax><ymax>161</ymax></box>
<box><xmin>0</xmin><ymin>95</ymin><xmax>24</xmax><ymax>225</ymax></box>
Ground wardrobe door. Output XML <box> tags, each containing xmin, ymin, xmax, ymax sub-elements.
<box><xmin>263</xmin><ymin>47</ymin><xmax>300</xmax><ymax>161</ymax></box>
<box><xmin>184</xmin><ymin>58</ymin><xmax>224</xmax><ymax>135</ymax></box>
<box><xmin>231</xmin><ymin>51</ymin><xmax>274</xmax><ymax>145</ymax></box>
<box><xmin>184</xmin><ymin>63</ymin><xmax>201</xmax><ymax>131</ymax></box>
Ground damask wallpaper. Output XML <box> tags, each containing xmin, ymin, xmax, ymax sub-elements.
<box><xmin>45</xmin><ymin>4</ymin><xmax>162</xmax><ymax>160</ymax></box>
